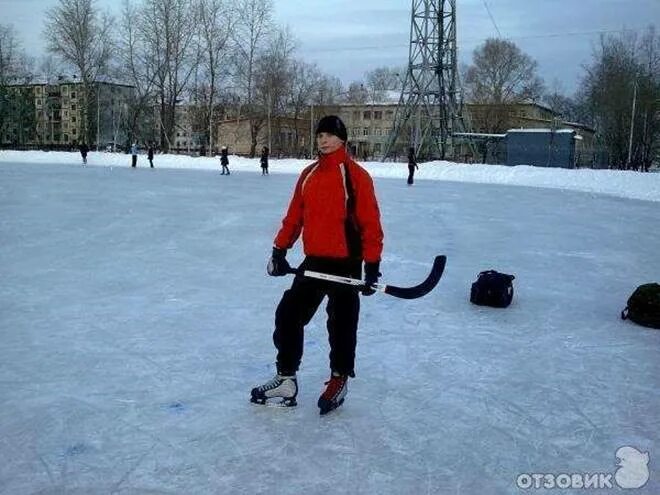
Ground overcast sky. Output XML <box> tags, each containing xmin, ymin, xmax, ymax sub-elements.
<box><xmin>2</xmin><ymin>0</ymin><xmax>658</xmax><ymax>94</ymax></box>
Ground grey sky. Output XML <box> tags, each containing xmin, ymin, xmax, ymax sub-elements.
<box><xmin>2</xmin><ymin>0</ymin><xmax>658</xmax><ymax>94</ymax></box>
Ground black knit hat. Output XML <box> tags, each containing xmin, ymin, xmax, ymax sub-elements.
<box><xmin>315</xmin><ymin>115</ymin><xmax>347</xmax><ymax>142</ymax></box>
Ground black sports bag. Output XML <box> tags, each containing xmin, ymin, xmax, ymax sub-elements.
<box><xmin>621</xmin><ymin>283</ymin><xmax>660</xmax><ymax>329</ymax></box>
<box><xmin>470</xmin><ymin>270</ymin><xmax>515</xmax><ymax>308</ymax></box>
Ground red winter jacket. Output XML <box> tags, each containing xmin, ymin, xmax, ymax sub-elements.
<box><xmin>274</xmin><ymin>147</ymin><xmax>383</xmax><ymax>263</ymax></box>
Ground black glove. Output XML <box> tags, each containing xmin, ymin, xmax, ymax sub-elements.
<box><xmin>362</xmin><ymin>261</ymin><xmax>381</xmax><ymax>296</ymax></box>
<box><xmin>267</xmin><ymin>247</ymin><xmax>291</xmax><ymax>276</ymax></box>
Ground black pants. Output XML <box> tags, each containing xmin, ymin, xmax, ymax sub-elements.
<box><xmin>132</xmin><ymin>155</ymin><xmax>137</xmax><ymax>168</ymax></box>
<box><xmin>407</xmin><ymin>166</ymin><xmax>415</xmax><ymax>185</ymax></box>
<box><xmin>274</xmin><ymin>257</ymin><xmax>361</xmax><ymax>377</ymax></box>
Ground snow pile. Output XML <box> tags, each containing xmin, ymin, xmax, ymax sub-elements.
<box><xmin>1</xmin><ymin>149</ymin><xmax>658</xmax><ymax>202</ymax></box>
<box><xmin>413</xmin><ymin>161</ymin><xmax>660</xmax><ymax>203</ymax></box>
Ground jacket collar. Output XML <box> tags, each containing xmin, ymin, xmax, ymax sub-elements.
<box><xmin>318</xmin><ymin>146</ymin><xmax>348</xmax><ymax>168</ymax></box>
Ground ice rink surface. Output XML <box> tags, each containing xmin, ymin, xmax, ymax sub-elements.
<box><xmin>1</xmin><ymin>161</ymin><xmax>658</xmax><ymax>494</ymax></box>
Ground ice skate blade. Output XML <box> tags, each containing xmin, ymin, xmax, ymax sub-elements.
<box><xmin>250</xmin><ymin>396</ymin><xmax>297</xmax><ymax>408</ymax></box>
<box><xmin>318</xmin><ymin>398</ymin><xmax>344</xmax><ymax>415</ymax></box>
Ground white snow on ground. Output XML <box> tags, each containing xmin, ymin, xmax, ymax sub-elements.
<box><xmin>1</xmin><ymin>149</ymin><xmax>659</xmax><ymax>202</ymax></box>
<box><xmin>0</xmin><ymin>157</ymin><xmax>659</xmax><ymax>494</ymax></box>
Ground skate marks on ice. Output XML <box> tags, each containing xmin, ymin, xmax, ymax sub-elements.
<box><xmin>1</xmin><ymin>396</ymin><xmax>161</xmax><ymax>494</ymax></box>
<box><xmin>0</xmin><ymin>389</ymin><xmax>238</xmax><ymax>493</ymax></box>
<box><xmin>241</xmin><ymin>370</ymin><xmax>434</xmax><ymax>493</ymax></box>
<box><xmin>1</xmin><ymin>165</ymin><xmax>659</xmax><ymax>493</ymax></box>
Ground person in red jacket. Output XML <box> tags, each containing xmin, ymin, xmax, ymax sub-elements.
<box><xmin>251</xmin><ymin>115</ymin><xmax>384</xmax><ymax>415</ymax></box>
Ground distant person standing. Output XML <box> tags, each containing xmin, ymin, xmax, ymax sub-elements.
<box><xmin>131</xmin><ymin>143</ymin><xmax>138</xmax><ymax>168</ymax></box>
<box><xmin>147</xmin><ymin>143</ymin><xmax>155</xmax><ymax>168</ymax></box>
<box><xmin>220</xmin><ymin>146</ymin><xmax>230</xmax><ymax>175</ymax></box>
<box><xmin>407</xmin><ymin>147</ymin><xmax>419</xmax><ymax>185</ymax></box>
<box><xmin>260</xmin><ymin>146</ymin><xmax>269</xmax><ymax>175</ymax></box>
<box><xmin>79</xmin><ymin>142</ymin><xmax>89</xmax><ymax>166</ymax></box>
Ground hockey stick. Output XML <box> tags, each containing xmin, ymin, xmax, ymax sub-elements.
<box><xmin>288</xmin><ymin>255</ymin><xmax>446</xmax><ymax>300</ymax></box>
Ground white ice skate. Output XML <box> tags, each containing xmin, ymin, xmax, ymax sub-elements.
<box><xmin>250</xmin><ymin>374</ymin><xmax>298</xmax><ymax>407</ymax></box>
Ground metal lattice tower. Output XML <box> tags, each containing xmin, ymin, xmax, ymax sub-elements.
<box><xmin>383</xmin><ymin>0</ymin><xmax>472</xmax><ymax>161</ymax></box>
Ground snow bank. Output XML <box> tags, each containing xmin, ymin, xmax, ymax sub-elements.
<box><xmin>1</xmin><ymin>149</ymin><xmax>658</xmax><ymax>202</ymax></box>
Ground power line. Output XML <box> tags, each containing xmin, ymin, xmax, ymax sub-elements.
<box><xmin>494</xmin><ymin>28</ymin><xmax>640</xmax><ymax>42</ymax></box>
<box><xmin>482</xmin><ymin>0</ymin><xmax>502</xmax><ymax>37</ymax></box>
<box><xmin>301</xmin><ymin>27</ymin><xmax>646</xmax><ymax>54</ymax></box>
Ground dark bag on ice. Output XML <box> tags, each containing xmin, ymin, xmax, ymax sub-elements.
<box><xmin>470</xmin><ymin>270</ymin><xmax>515</xmax><ymax>308</ymax></box>
<box><xmin>621</xmin><ymin>283</ymin><xmax>660</xmax><ymax>330</ymax></box>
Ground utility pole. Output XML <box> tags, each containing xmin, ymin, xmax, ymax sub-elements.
<box><xmin>96</xmin><ymin>83</ymin><xmax>100</xmax><ymax>151</ymax></box>
<box><xmin>209</xmin><ymin>109</ymin><xmax>213</xmax><ymax>157</ymax></box>
<box><xmin>267</xmin><ymin>89</ymin><xmax>272</xmax><ymax>152</ymax></box>
<box><xmin>626</xmin><ymin>79</ymin><xmax>638</xmax><ymax>169</ymax></box>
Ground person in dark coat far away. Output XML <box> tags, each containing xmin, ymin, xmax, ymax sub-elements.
<box><xmin>220</xmin><ymin>146</ymin><xmax>230</xmax><ymax>175</ymax></box>
<box><xmin>407</xmin><ymin>147</ymin><xmax>419</xmax><ymax>185</ymax></box>
<box><xmin>260</xmin><ymin>146</ymin><xmax>269</xmax><ymax>175</ymax></box>
<box><xmin>79</xmin><ymin>142</ymin><xmax>89</xmax><ymax>165</ymax></box>
<box><xmin>131</xmin><ymin>143</ymin><xmax>138</xmax><ymax>168</ymax></box>
<box><xmin>147</xmin><ymin>143</ymin><xmax>155</xmax><ymax>168</ymax></box>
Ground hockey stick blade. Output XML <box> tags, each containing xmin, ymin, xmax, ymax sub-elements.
<box><xmin>383</xmin><ymin>255</ymin><xmax>446</xmax><ymax>299</ymax></box>
<box><xmin>287</xmin><ymin>255</ymin><xmax>446</xmax><ymax>300</ymax></box>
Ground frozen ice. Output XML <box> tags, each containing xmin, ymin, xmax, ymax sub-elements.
<box><xmin>0</xmin><ymin>157</ymin><xmax>658</xmax><ymax>494</ymax></box>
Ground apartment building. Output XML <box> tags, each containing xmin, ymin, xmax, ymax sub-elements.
<box><xmin>1</xmin><ymin>78</ymin><xmax>134</xmax><ymax>149</ymax></box>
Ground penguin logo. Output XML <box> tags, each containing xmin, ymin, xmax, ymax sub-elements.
<box><xmin>615</xmin><ymin>446</ymin><xmax>650</xmax><ymax>489</ymax></box>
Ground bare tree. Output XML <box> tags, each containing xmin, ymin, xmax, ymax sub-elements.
<box><xmin>1</xmin><ymin>24</ymin><xmax>34</xmax><ymax>144</ymax></box>
<box><xmin>116</xmin><ymin>0</ymin><xmax>164</xmax><ymax>147</ymax></box>
<box><xmin>0</xmin><ymin>25</ymin><xmax>30</xmax><ymax>83</ymax></box>
<box><xmin>464</xmin><ymin>38</ymin><xmax>544</xmax><ymax>104</ymax></box>
<box><xmin>543</xmin><ymin>80</ymin><xmax>579</xmax><ymax>122</ymax></box>
<box><xmin>287</xmin><ymin>60</ymin><xmax>325</xmax><ymax>154</ymax></box>
<box><xmin>38</xmin><ymin>55</ymin><xmax>65</xmax><ymax>85</ymax></box>
<box><xmin>313</xmin><ymin>74</ymin><xmax>343</xmax><ymax>105</ymax></box>
<box><xmin>636</xmin><ymin>26</ymin><xmax>660</xmax><ymax>171</ymax></box>
<box><xmin>365</xmin><ymin>66</ymin><xmax>404</xmax><ymax>100</ymax></box>
<box><xmin>196</xmin><ymin>0</ymin><xmax>235</xmax><ymax>154</ymax></box>
<box><xmin>345</xmin><ymin>81</ymin><xmax>368</xmax><ymax>104</ymax></box>
<box><xmin>340</xmin><ymin>67</ymin><xmax>402</xmax><ymax>107</ymax></box>
<box><xmin>232</xmin><ymin>0</ymin><xmax>273</xmax><ymax>157</ymax></box>
<box><xmin>139</xmin><ymin>0</ymin><xmax>198</xmax><ymax>152</ymax></box>
<box><xmin>43</xmin><ymin>0</ymin><xmax>113</xmax><ymax>144</ymax></box>
<box><xmin>578</xmin><ymin>26</ymin><xmax>659</xmax><ymax>170</ymax></box>
<box><xmin>253</xmin><ymin>27</ymin><xmax>296</xmax><ymax>156</ymax></box>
